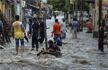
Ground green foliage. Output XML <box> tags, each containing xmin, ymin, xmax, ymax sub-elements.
<box><xmin>47</xmin><ymin>0</ymin><xmax>89</xmax><ymax>11</ymax></box>
<box><xmin>47</xmin><ymin>0</ymin><xmax>73</xmax><ymax>12</ymax></box>
<box><xmin>84</xmin><ymin>2</ymin><xmax>89</xmax><ymax>9</ymax></box>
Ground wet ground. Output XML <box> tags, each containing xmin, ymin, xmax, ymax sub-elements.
<box><xmin>0</xmin><ymin>16</ymin><xmax>108</xmax><ymax>70</ymax></box>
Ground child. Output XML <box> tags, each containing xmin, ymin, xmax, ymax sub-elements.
<box><xmin>54</xmin><ymin>34</ymin><xmax>62</xmax><ymax>46</ymax></box>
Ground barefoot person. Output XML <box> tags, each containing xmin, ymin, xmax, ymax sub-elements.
<box><xmin>71</xmin><ymin>18</ymin><xmax>78</xmax><ymax>38</ymax></box>
<box><xmin>54</xmin><ymin>34</ymin><xmax>62</xmax><ymax>46</ymax></box>
<box><xmin>30</xmin><ymin>18</ymin><xmax>40</xmax><ymax>51</ymax></box>
<box><xmin>52</xmin><ymin>19</ymin><xmax>61</xmax><ymax>39</ymax></box>
<box><xmin>60</xmin><ymin>18</ymin><xmax>67</xmax><ymax>39</ymax></box>
<box><xmin>12</xmin><ymin>15</ymin><xmax>25</xmax><ymax>54</ymax></box>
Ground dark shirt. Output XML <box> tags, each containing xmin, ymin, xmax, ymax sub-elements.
<box><xmin>48</xmin><ymin>44</ymin><xmax>61</xmax><ymax>52</ymax></box>
<box><xmin>40</xmin><ymin>21</ymin><xmax>44</xmax><ymax>32</ymax></box>
<box><xmin>32</xmin><ymin>23</ymin><xmax>39</xmax><ymax>37</ymax></box>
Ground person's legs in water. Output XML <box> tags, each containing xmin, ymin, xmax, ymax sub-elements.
<box><xmin>64</xmin><ymin>33</ymin><xmax>66</xmax><ymax>39</ymax></box>
<box><xmin>32</xmin><ymin>36</ymin><xmax>35</xmax><ymax>50</ymax></box>
<box><xmin>15</xmin><ymin>39</ymin><xmax>19</xmax><ymax>54</ymax></box>
<box><xmin>75</xmin><ymin>30</ymin><xmax>77</xmax><ymax>38</ymax></box>
<box><xmin>72</xmin><ymin>30</ymin><xmax>75</xmax><ymax>38</ymax></box>
<box><xmin>35</xmin><ymin>37</ymin><xmax>38</xmax><ymax>51</ymax></box>
<box><xmin>20</xmin><ymin>39</ymin><xmax>24</xmax><ymax>54</ymax></box>
<box><xmin>39</xmin><ymin>32</ymin><xmax>44</xmax><ymax>44</ymax></box>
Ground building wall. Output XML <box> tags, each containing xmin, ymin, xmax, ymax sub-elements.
<box><xmin>0</xmin><ymin>0</ymin><xmax>12</xmax><ymax>22</ymax></box>
<box><xmin>5</xmin><ymin>1</ymin><xmax>12</xmax><ymax>21</ymax></box>
<box><xmin>0</xmin><ymin>1</ymin><xmax>5</xmax><ymax>14</ymax></box>
<box><xmin>92</xmin><ymin>0</ymin><xmax>108</xmax><ymax>38</ymax></box>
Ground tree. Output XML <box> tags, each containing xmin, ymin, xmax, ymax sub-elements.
<box><xmin>47</xmin><ymin>0</ymin><xmax>72</xmax><ymax>12</ymax></box>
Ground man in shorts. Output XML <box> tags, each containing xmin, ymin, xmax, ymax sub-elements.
<box><xmin>12</xmin><ymin>15</ymin><xmax>25</xmax><ymax>54</ymax></box>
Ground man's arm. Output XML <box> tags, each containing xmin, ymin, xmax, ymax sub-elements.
<box><xmin>38</xmin><ymin>26</ymin><xmax>40</xmax><ymax>38</ymax></box>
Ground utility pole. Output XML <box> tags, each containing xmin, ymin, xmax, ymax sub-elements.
<box><xmin>75</xmin><ymin>0</ymin><xmax>78</xmax><ymax>19</ymax></box>
<box><xmin>81</xmin><ymin>0</ymin><xmax>84</xmax><ymax>32</ymax></box>
<box><xmin>21</xmin><ymin>0</ymin><xmax>23</xmax><ymax>22</ymax></box>
<box><xmin>44</xmin><ymin>9</ymin><xmax>48</xmax><ymax>50</ymax></box>
<box><xmin>14</xmin><ymin>0</ymin><xmax>17</xmax><ymax>16</ymax></box>
<box><xmin>79</xmin><ymin>0</ymin><xmax>81</xmax><ymax>31</ymax></box>
<box><xmin>98</xmin><ymin>0</ymin><xmax>104</xmax><ymax>52</ymax></box>
<box><xmin>73</xmin><ymin>0</ymin><xmax>74</xmax><ymax>18</ymax></box>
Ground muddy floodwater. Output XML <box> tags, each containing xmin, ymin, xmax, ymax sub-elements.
<box><xmin>0</xmin><ymin>16</ymin><xmax>108</xmax><ymax>70</ymax></box>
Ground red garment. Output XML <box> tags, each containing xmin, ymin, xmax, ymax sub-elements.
<box><xmin>86</xmin><ymin>22</ymin><xmax>92</xmax><ymax>30</ymax></box>
<box><xmin>53</xmin><ymin>23</ymin><xmax>61</xmax><ymax>35</ymax></box>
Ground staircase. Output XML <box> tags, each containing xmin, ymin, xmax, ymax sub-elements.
<box><xmin>0</xmin><ymin>10</ymin><xmax>11</xmax><ymax>43</ymax></box>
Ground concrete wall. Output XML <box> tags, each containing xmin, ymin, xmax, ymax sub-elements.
<box><xmin>0</xmin><ymin>1</ymin><xmax>5</xmax><ymax>14</ymax></box>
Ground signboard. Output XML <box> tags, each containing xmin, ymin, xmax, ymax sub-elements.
<box><xmin>96</xmin><ymin>0</ymin><xmax>108</xmax><ymax>19</ymax></box>
<box><xmin>70</xmin><ymin>0</ymin><xmax>74</xmax><ymax>4</ymax></box>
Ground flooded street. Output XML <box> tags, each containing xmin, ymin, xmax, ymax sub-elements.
<box><xmin>0</xmin><ymin>16</ymin><xmax>108</xmax><ymax>70</ymax></box>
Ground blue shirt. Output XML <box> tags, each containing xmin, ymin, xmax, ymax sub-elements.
<box><xmin>12</xmin><ymin>24</ymin><xmax>24</xmax><ymax>29</ymax></box>
<box><xmin>55</xmin><ymin>38</ymin><xmax>62</xmax><ymax>46</ymax></box>
<box><xmin>72</xmin><ymin>21</ymin><xmax>78</xmax><ymax>30</ymax></box>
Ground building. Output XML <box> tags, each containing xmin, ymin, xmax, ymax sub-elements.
<box><xmin>86</xmin><ymin>0</ymin><xmax>108</xmax><ymax>38</ymax></box>
<box><xmin>0</xmin><ymin>0</ymin><xmax>12</xmax><ymax>22</ymax></box>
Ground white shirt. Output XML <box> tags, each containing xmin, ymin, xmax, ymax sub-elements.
<box><xmin>60</xmin><ymin>21</ymin><xmax>67</xmax><ymax>33</ymax></box>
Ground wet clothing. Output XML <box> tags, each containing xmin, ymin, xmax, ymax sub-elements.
<box><xmin>0</xmin><ymin>21</ymin><xmax>3</xmax><ymax>34</ymax></box>
<box><xmin>72</xmin><ymin>30</ymin><xmax>77</xmax><ymax>38</ymax></box>
<box><xmin>37</xmin><ymin>45</ymin><xmax>61</xmax><ymax>56</ymax></box>
<box><xmin>12</xmin><ymin>21</ymin><xmax>24</xmax><ymax>47</ymax></box>
<box><xmin>28</xmin><ymin>22</ymin><xmax>32</xmax><ymax>35</ymax></box>
<box><xmin>15</xmin><ymin>39</ymin><xmax>24</xmax><ymax>47</ymax></box>
<box><xmin>54</xmin><ymin>38</ymin><xmax>62</xmax><ymax>46</ymax></box>
<box><xmin>72</xmin><ymin>21</ymin><xmax>78</xmax><ymax>38</ymax></box>
<box><xmin>32</xmin><ymin>23</ymin><xmax>39</xmax><ymax>49</ymax></box>
<box><xmin>86</xmin><ymin>21</ymin><xmax>92</xmax><ymax>30</ymax></box>
<box><xmin>72</xmin><ymin>21</ymin><xmax>78</xmax><ymax>30</ymax></box>
<box><xmin>60</xmin><ymin>22</ymin><xmax>67</xmax><ymax>39</ymax></box>
<box><xmin>0</xmin><ymin>21</ymin><xmax>3</xmax><ymax>28</ymax></box>
<box><xmin>48</xmin><ymin>44</ymin><xmax>61</xmax><ymax>52</ymax></box>
<box><xmin>53</xmin><ymin>23</ymin><xmax>61</xmax><ymax>35</ymax></box>
<box><xmin>60</xmin><ymin>22</ymin><xmax>67</xmax><ymax>33</ymax></box>
<box><xmin>39</xmin><ymin>21</ymin><xmax>44</xmax><ymax>44</ymax></box>
<box><xmin>61</xmin><ymin>32</ymin><xmax>66</xmax><ymax>39</ymax></box>
<box><xmin>12</xmin><ymin>21</ymin><xmax>24</xmax><ymax>39</ymax></box>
